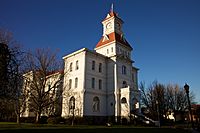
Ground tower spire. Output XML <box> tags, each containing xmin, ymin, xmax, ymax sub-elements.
<box><xmin>110</xmin><ymin>3</ymin><xmax>114</xmax><ymax>13</ymax></box>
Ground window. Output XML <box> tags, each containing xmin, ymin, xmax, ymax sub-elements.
<box><xmin>75</xmin><ymin>77</ymin><xmax>78</xmax><ymax>88</ymax></box>
<box><xmin>119</xmin><ymin>48</ymin><xmax>122</xmax><ymax>54</ymax></box>
<box><xmin>117</xmin><ymin>47</ymin><xmax>119</xmax><ymax>53</ymax></box>
<box><xmin>122</xmin><ymin>65</ymin><xmax>127</xmax><ymax>75</ymax></box>
<box><xmin>92</xmin><ymin>78</ymin><xmax>95</xmax><ymax>89</ymax></box>
<box><xmin>70</xmin><ymin>62</ymin><xmax>73</xmax><ymax>72</ymax></box>
<box><xmin>99</xmin><ymin>63</ymin><xmax>102</xmax><ymax>73</ymax></box>
<box><xmin>132</xmin><ymin>98</ymin><xmax>138</xmax><ymax>110</ymax></box>
<box><xmin>76</xmin><ymin>60</ymin><xmax>79</xmax><ymax>70</ymax></box>
<box><xmin>123</xmin><ymin>51</ymin><xmax>125</xmax><ymax>57</ymax></box>
<box><xmin>69</xmin><ymin>79</ymin><xmax>72</xmax><ymax>89</ymax></box>
<box><xmin>121</xmin><ymin>97</ymin><xmax>127</xmax><ymax>103</ymax></box>
<box><xmin>93</xmin><ymin>96</ymin><xmax>100</xmax><ymax>112</ymax></box>
<box><xmin>128</xmin><ymin>52</ymin><xmax>130</xmax><ymax>58</ymax></box>
<box><xmin>69</xmin><ymin>96</ymin><xmax>75</xmax><ymax>114</ymax></box>
<box><xmin>132</xmin><ymin>73</ymin><xmax>135</xmax><ymax>82</ymax></box>
<box><xmin>99</xmin><ymin>79</ymin><xmax>102</xmax><ymax>90</ymax></box>
<box><xmin>47</xmin><ymin>81</ymin><xmax>51</xmax><ymax>89</ymax></box>
<box><xmin>122</xmin><ymin>81</ymin><xmax>127</xmax><ymax>88</ymax></box>
<box><xmin>92</xmin><ymin>61</ymin><xmax>95</xmax><ymax>70</ymax></box>
<box><xmin>107</xmin><ymin>49</ymin><xmax>109</xmax><ymax>54</ymax></box>
<box><xmin>111</xmin><ymin>47</ymin><xmax>113</xmax><ymax>52</ymax></box>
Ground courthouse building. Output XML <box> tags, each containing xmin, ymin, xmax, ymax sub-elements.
<box><xmin>61</xmin><ymin>7</ymin><xmax>140</xmax><ymax>123</ymax></box>
<box><xmin>21</xmin><ymin>7</ymin><xmax>140</xmax><ymax>123</ymax></box>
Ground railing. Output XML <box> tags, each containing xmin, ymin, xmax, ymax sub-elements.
<box><xmin>131</xmin><ymin>112</ymin><xmax>160</xmax><ymax>126</ymax></box>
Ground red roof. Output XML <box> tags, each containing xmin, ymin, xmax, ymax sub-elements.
<box><xmin>192</xmin><ymin>104</ymin><xmax>200</xmax><ymax>109</ymax></box>
<box><xmin>95</xmin><ymin>32</ymin><xmax>132</xmax><ymax>50</ymax></box>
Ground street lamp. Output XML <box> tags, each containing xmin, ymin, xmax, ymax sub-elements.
<box><xmin>184</xmin><ymin>83</ymin><xmax>194</xmax><ymax>129</ymax></box>
<box><xmin>156</xmin><ymin>100</ymin><xmax>160</xmax><ymax>127</ymax></box>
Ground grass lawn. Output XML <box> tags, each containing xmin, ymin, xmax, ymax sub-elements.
<box><xmin>0</xmin><ymin>122</ymin><xmax>192</xmax><ymax>133</ymax></box>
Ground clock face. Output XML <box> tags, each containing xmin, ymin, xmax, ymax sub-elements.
<box><xmin>106</xmin><ymin>22</ymin><xmax>112</xmax><ymax>29</ymax></box>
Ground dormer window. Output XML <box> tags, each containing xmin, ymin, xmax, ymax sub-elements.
<box><xmin>102</xmin><ymin>35</ymin><xmax>109</xmax><ymax>42</ymax></box>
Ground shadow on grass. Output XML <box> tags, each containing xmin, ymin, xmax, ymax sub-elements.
<box><xmin>0</xmin><ymin>127</ymin><xmax>191</xmax><ymax>133</ymax></box>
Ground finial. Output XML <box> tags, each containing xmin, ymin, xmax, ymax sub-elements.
<box><xmin>111</xmin><ymin>3</ymin><xmax>114</xmax><ymax>13</ymax></box>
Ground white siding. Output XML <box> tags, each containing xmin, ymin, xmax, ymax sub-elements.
<box><xmin>84</xmin><ymin>51</ymin><xmax>107</xmax><ymax>116</ymax></box>
<box><xmin>62</xmin><ymin>50</ymin><xmax>86</xmax><ymax>117</ymax></box>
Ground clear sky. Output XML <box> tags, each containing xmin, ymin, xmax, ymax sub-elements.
<box><xmin>1</xmin><ymin>0</ymin><xmax>200</xmax><ymax>103</ymax></box>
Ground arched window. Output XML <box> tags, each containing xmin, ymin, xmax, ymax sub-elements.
<box><xmin>93</xmin><ymin>96</ymin><xmax>100</xmax><ymax>112</ymax></box>
<box><xmin>121</xmin><ymin>97</ymin><xmax>127</xmax><ymax>103</ymax></box>
<box><xmin>69</xmin><ymin>96</ymin><xmax>75</xmax><ymax>114</ymax></box>
<box><xmin>69</xmin><ymin>79</ymin><xmax>72</xmax><ymax>89</ymax></box>
<box><xmin>76</xmin><ymin>60</ymin><xmax>79</xmax><ymax>70</ymax></box>
<box><xmin>75</xmin><ymin>77</ymin><xmax>78</xmax><ymax>88</ymax></box>
<box><xmin>122</xmin><ymin>65</ymin><xmax>126</xmax><ymax>75</ymax></box>
<box><xmin>70</xmin><ymin>62</ymin><xmax>73</xmax><ymax>72</ymax></box>
<box><xmin>122</xmin><ymin>81</ymin><xmax>127</xmax><ymax>88</ymax></box>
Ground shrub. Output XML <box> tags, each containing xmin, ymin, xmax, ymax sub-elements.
<box><xmin>47</xmin><ymin>117</ymin><xmax>65</xmax><ymax>124</ymax></box>
<box><xmin>20</xmin><ymin>117</ymin><xmax>35</xmax><ymax>123</ymax></box>
<box><xmin>40</xmin><ymin>116</ymin><xmax>48</xmax><ymax>124</ymax></box>
<box><xmin>65</xmin><ymin>116</ymin><xmax>87</xmax><ymax>125</ymax></box>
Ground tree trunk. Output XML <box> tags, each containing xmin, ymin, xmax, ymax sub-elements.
<box><xmin>16</xmin><ymin>113</ymin><xmax>20</xmax><ymax>124</ymax></box>
<box><xmin>15</xmin><ymin>99</ymin><xmax>20</xmax><ymax>124</ymax></box>
<box><xmin>36</xmin><ymin>111</ymin><xmax>41</xmax><ymax>123</ymax></box>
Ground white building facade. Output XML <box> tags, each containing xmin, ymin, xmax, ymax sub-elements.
<box><xmin>61</xmin><ymin>9</ymin><xmax>140</xmax><ymax>123</ymax></box>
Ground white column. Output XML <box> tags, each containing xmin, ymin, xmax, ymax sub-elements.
<box><xmin>114</xmin><ymin>62</ymin><xmax>120</xmax><ymax>122</ymax></box>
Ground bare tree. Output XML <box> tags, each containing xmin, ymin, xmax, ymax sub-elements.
<box><xmin>23</xmin><ymin>48</ymin><xmax>64</xmax><ymax>123</ymax></box>
<box><xmin>165</xmin><ymin>84</ymin><xmax>188</xmax><ymax>121</ymax></box>
<box><xmin>0</xmin><ymin>29</ymin><xmax>25</xmax><ymax>123</ymax></box>
<box><xmin>140</xmin><ymin>81</ymin><xmax>195</xmax><ymax>124</ymax></box>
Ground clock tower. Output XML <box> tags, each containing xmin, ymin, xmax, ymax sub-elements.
<box><xmin>95</xmin><ymin>4</ymin><xmax>133</xmax><ymax>59</ymax></box>
<box><xmin>102</xmin><ymin>9</ymin><xmax>123</xmax><ymax>35</ymax></box>
<box><xmin>94</xmin><ymin>5</ymin><xmax>139</xmax><ymax>123</ymax></box>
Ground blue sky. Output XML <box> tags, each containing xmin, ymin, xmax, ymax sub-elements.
<box><xmin>1</xmin><ymin>0</ymin><xmax>200</xmax><ymax>103</ymax></box>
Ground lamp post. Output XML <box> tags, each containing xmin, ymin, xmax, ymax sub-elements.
<box><xmin>184</xmin><ymin>83</ymin><xmax>194</xmax><ymax>129</ymax></box>
<box><xmin>156</xmin><ymin>100</ymin><xmax>160</xmax><ymax>127</ymax></box>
